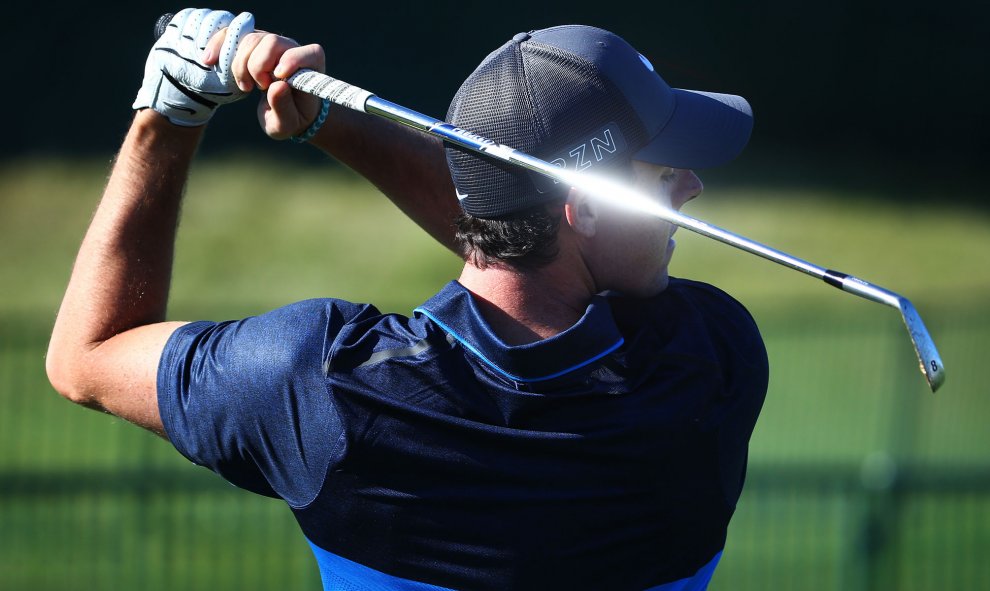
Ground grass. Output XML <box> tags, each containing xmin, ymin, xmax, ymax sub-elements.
<box><xmin>0</xmin><ymin>486</ymin><xmax>318</xmax><ymax>591</ymax></box>
<box><xmin>0</xmin><ymin>156</ymin><xmax>462</xmax><ymax>319</ymax></box>
<box><xmin>1</xmin><ymin>156</ymin><xmax>989</xmax><ymax>590</ymax></box>
<box><xmin>6</xmin><ymin>156</ymin><xmax>989</xmax><ymax>317</ymax></box>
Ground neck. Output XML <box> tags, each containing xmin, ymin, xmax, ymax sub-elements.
<box><xmin>457</xmin><ymin>254</ymin><xmax>596</xmax><ymax>346</ymax></box>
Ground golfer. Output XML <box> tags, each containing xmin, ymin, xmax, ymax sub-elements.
<box><xmin>47</xmin><ymin>8</ymin><xmax>768</xmax><ymax>590</ymax></box>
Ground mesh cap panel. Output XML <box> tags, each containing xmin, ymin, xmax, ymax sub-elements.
<box><xmin>445</xmin><ymin>25</ymin><xmax>752</xmax><ymax>219</ymax></box>
<box><xmin>446</xmin><ymin>38</ymin><xmax>646</xmax><ymax>218</ymax></box>
<box><xmin>522</xmin><ymin>43</ymin><xmax>647</xmax><ymax>169</ymax></box>
<box><xmin>446</xmin><ymin>41</ymin><xmax>538</xmax><ymax>219</ymax></box>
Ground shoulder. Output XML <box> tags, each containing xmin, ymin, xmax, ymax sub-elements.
<box><xmin>609</xmin><ymin>278</ymin><xmax>758</xmax><ymax>335</ymax></box>
<box><xmin>665</xmin><ymin>278</ymin><xmax>769</xmax><ymax>388</ymax></box>
<box><xmin>663</xmin><ymin>277</ymin><xmax>748</xmax><ymax>310</ymax></box>
<box><xmin>607</xmin><ymin>278</ymin><xmax>767</xmax><ymax>372</ymax></box>
<box><xmin>663</xmin><ymin>278</ymin><xmax>758</xmax><ymax>329</ymax></box>
<box><xmin>257</xmin><ymin>297</ymin><xmax>381</xmax><ymax>336</ymax></box>
<box><xmin>156</xmin><ymin>297</ymin><xmax>385</xmax><ymax>502</ymax></box>
<box><xmin>160</xmin><ymin>297</ymin><xmax>385</xmax><ymax>415</ymax></box>
<box><xmin>668</xmin><ymin>277</ymin><xmax>765</xmax><ymax>355</ymax></box>
<box><xmin>172</xmin><ymin>298</ymin><xmax>380</xmax><ymax>361</ymax></box>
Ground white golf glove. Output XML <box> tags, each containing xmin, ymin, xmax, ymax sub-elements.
<box><xmin>133</xmin><ymin>8</ymin><xmax>255</xmax><ymax>126</ymax></box>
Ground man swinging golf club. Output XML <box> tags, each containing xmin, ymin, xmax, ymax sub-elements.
<box><xmin>47</xmin><ymin>8</ymin><xmax>767</xmax><ymax>590</ymax></box>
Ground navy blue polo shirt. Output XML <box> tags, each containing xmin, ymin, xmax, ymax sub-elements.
<box><xmin>158</xmin><ymin>278</ymin><xmax>768</xmax><ymax>590</ymax></box>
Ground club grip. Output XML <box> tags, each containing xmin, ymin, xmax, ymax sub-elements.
<box><xmin>154</xmin><ymin>13</ymin><xmax>173</xmax><ymax>40</ymax></box>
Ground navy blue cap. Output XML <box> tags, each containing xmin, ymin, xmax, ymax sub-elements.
<box><xmin>446</xmin><ymin>25</ymin><xmax>753</xmax><ymax>219</ymax></box>
<box><xmin>530</xmin><ymin>26</ymin><xmax>753</xmax><ymax>170</ymax></box>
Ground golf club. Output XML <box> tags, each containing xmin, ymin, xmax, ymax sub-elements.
<box><xmin>154</xmin><ymin>15</ymin><xmax>945</xmax><ymax>392</ymax></box>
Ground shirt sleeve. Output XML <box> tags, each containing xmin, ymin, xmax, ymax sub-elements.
<box><xmin>156</xmin><ymin>298</ymin><xmax>375</xmax><ymax>507</ymax></box>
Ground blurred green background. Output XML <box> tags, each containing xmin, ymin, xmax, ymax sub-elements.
<box><xmin>2</xmin><ymin>157</ymin><xmax>987</xmax><ymax>590</ymax></box>
<box><xmin>3</xmin><ymin>0</ymin><xmax>989</xmax><ymax>589</ymax></box>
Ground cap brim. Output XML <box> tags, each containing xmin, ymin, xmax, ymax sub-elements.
<box><xmin>634</xmin><ymin>89</ymin><xmax>753</xmax><ymax>169</ymax></box>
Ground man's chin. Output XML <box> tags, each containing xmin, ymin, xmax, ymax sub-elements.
<box><xmin>652</xmin><ymin>273</ymin><xmax>671</xmax><ymax>295</ymax></box>
<box><xmin>628</xmin><ymin>272</ymin><xmax>671</xmax><ymax>298</ymax></box>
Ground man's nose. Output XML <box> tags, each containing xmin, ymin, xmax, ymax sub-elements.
<box><xmin>674</xmin><ymin>170</ymin><xmax>703</xmax><ymax>209</ymax></box>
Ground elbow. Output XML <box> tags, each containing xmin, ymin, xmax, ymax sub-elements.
<box><xmin>45</xmin><ymin>345</ymin><xmax>91</xmax><ymax>406</ymax></box>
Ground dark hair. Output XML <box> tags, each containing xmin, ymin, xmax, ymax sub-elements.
<box><xmin>454</xmin><ymin>199</ymin><xmax>565</xmax><ymax>269</ymax></box>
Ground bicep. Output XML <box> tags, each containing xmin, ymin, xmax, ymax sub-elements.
<box><xmin>80</xmin><ymin>321</ymin><xmax>189</xmax><ymax>436</ymax></box>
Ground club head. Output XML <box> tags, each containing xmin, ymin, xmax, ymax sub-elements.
<box><xmin>897</xmin><ymin>297</ymin><xmax>945</xmax><ymax>392</ymax></box>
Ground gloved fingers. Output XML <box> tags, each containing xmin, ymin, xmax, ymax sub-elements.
<box><xmin>230</xmin><ymin>32</ymin><xmax>267</xmax><ymax>91</ymax></box>
<box><xmin>175</xmin><ymin>8</ymin><xmax>211</xmax><ymax>59</ymax></box>
<box><xmin>217</xmin><ymin>12</ymin><xmax>255</xmax><ymax>87</ymax></box>
<box><xmin>134</xmin><ymin>8</ymin><xmax>257</xmax><ymax>125</ymax></box>
<box><xmin>196</xmin><ymin>10</ymin><xmax>234</xmax><ymax>52</ymax></box>
<box><xmin>158</xmin><ymin>8</ymin><xmax>196</xmax><ymax>46</ymax></box>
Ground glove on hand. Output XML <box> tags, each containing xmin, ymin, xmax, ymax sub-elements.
<box><xmin>133</xmin><ymin>8</ymin><xmax>255</xmax><ymax>126</ymax></box>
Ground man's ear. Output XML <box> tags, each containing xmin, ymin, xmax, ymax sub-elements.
<box><xmin>564</xmin><ymin>188</ymin><xmax>598</xmax><ymax>238</ymax></box>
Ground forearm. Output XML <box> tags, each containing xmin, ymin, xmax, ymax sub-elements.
<box><xmin>47</xmin><ymin>110</ymin><xmax>202</xmax><ymax>402</ymax></box>
<box><xmin>309</xmin><ymin>105</ymin><xmax>463</xmax><ymax>254</ymax></box>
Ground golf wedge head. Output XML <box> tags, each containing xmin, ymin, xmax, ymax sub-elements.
<box><xmin>897</xmin><ymin>297</ymin><xmax>945</xmax><ymax>392</ymax></box>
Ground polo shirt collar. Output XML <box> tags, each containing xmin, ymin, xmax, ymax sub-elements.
<box><xmin>415</xmin><ymin>281</ymin><xmax>624</xmax><ymax>383</ymax></box>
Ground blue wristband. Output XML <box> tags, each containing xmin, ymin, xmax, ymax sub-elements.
<box><xmin>291</xmin><ymin>98</ymin><xmax>331</xmax><ymax>143</ymax></box>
